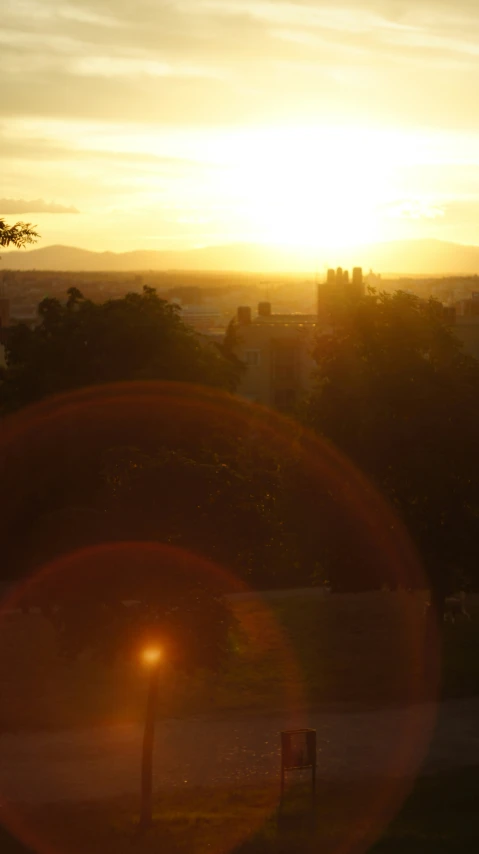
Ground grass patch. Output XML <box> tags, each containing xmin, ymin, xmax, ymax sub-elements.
<box><xmin>2</xmin><ymin>769</ymin><xmax>478</xmax><ymax>854</ymax></box>
<box><xmin>371</xmin><ymin>767</ymin><xmax>479</xmax><ymax>853</ymax></box>
<box><xmin>1</xmin><ymin>591</ymin><xmax>479</xmax><ymax>730</ymax></box>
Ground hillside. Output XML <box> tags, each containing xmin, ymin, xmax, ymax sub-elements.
<box><xmin>1</xmin><ymin>238</ymin><xmax>479</xmax><ymax>274</ymax></box>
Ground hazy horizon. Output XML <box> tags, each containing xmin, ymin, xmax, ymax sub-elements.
<box><xmin>3</xmin><ymin>235</ymin><xmax>479</xmax><ymax>275</ymax></box>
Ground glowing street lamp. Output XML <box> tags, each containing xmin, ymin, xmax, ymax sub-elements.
<box><xmin>142</xmin><ymin>646</ymin><xmax>162</xmax><ymax>667</ymax></box>
<box><xmin>139</xmin><ymin>645</ymin><xmax>163</xmax><ymax>830</ymax></box>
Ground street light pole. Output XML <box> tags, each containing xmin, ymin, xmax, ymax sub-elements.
<box><xmin>139</xmin><ymin>648</ymin><xmax>162</xmax><ymax>831</ymax></box>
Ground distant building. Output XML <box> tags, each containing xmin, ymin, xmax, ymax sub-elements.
<box><xmin>232</xmin><ymin>267</ymin><xmax>364</xmax><ymax>409</ymax></box>
<box><xmin>232</xmin><ymin>302</ymin><xmax>317</xmax><ymax>410</ymax></box>
<box><xmin>173</xmin><ymin>302</ymin><xmax>224</xmax><ymax>333</ymax></box>
<box><xmin>366</xmin><ymin>269</ymin><xmax>382</xmax><ymax>289</ymax></box>
<box><xmin>317</xmin><ymin>266</ymin><xmax>364</xmax><ymax>325</ymax></box>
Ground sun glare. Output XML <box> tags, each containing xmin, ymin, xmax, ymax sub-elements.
<box><xmin>210</xmin><ymin>126</ymin><xmax>398</xmax><ymax>250</ymax></box>
<box><xmin>15</xmin><ymin>119</ymin><xmax>442</xmax><ymax>254</ymax></box>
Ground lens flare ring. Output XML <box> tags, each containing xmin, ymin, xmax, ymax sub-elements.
<box><xmin>0</xmin><ymin>381</ymin><xmax>439</xmax><ymax>854</ymax></box>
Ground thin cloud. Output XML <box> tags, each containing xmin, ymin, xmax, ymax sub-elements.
<box><xmin>1</xmin><ymin>0</ymin><xmax>479</xmax><ymax>128</ymax></box>
<box><xmin>0</xmin><ymin>198</ymin><xmax>79</xmax><ymax>214</ymax></box>
<box><xmin>0</xmin><ymin>133</ymin><xmax>207</xmax><ymax>169</ymax></box>
<box><xmin>385</xmin><ymin>199</ymin><xmax>445</xmax><ymax>220</ymax></box>
<box><xmin>59</xmin><ymin>5</ymin><xmax>125</xmax><ymax>28</ymax></box>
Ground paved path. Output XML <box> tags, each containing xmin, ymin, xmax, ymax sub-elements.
<box><xmin>1</xmin><ymin>700</ymin><xmax>478</xmax><ymax>804</ymax></box>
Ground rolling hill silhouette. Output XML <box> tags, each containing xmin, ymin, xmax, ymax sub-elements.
<box><xmin>1</xmin><ymin>239</ymin><xmax>479</xmax><ymax>275</ymax></box>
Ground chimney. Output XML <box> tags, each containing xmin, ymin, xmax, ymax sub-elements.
<box><xmin>237</xmin><ymin>306</ymin><xmax>252</xmax><ymax>325</ymax></box>
<box><xmin>352</xmin><ymin>267</ymin><xmax>364</xmax><ymax>296</ymax></box>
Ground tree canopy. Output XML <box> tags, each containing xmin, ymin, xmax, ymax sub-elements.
<box><xmin>303</xmin><ymin>289</ymin><xmax>479</xmax><ymax>604</ymax></box>
<box><xmin>16</xmin><ymin>541</ymin><xmax>234</xmax><ymax>672</ymax></box>
<box><xmin>0</xmin><ymin>286</ymin><xmax>243</xmax><ymax>410</ymax></box>
<box><xmin>0</xmin><ymin>384</ymin><xmax>285</xmax><ymax>673</ymax></box>
<box><xmin>1</xmin><ymin>379</ymin><xmax>419</xmax><ymax>602</ymax></box>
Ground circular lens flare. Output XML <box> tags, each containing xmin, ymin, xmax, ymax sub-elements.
<box><xmin>0</xmin><ymin>381</ymin><xmax>440</xmax><ymax>854</ymax></box>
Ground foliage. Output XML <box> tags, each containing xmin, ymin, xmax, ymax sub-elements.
<box><xmin>222</xmin><ymin>317</ymin><xmax>241</xmax><ymax>357</ymax></box>
<box><xmin>0</xmin><ymin>218</ymin><xmax>39</xmax><ymax>249</ymax></box>
<box><xmin>10</xmin><ymin>439</ymin><xmax>294</xmax><ymax>593</ymax></box>
<box><xmin>0</xmin><ymin>379</ymin><xmax>314</xmax><ymax>595</ymax></box>
<box><xmin>303</xmin><ymin>289</ymin><xmax>479</xmax><ymax>600</ymax></box>
<box><xmin>0</xmin><ymin>370</ymin><xmax>421</xmax><ymax>606</ymax></box>
<box><xmin>21</xmin><ymin>542</ymin><xmax>234</xmax><ymax>673</ymax></box>
<box><xmin>0</xmin><ymin>384</ymin><xmax>288</xmax><ymax>672</ymax></box>
<box><xmin>0</xmin><ymin>287</ymin><xmax>242</xmax><ymax>410</ymax></box>
<box><xmin>1</xmin><ymin>590</ymin><xmax>478</xmax><ymax>730</ymax></box>
<box><xmin>98</xmin><ymin>444</ymin><xmax>286</xmax><ymax>584</ymax></box>
<box><xmin>233</xmin><ymin>769</ymin><xmax>479</xmax><ymax>854</ymax></box>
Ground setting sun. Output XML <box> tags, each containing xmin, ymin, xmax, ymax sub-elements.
<box><xmin>2</xmin><ymin>0</ymin><xmax>479</xmax><ymax>261</ymax></box>
<box><xmin>214</xmin><ymin>126</ymin><xmax>391</xmax><ymax>250</ymax></box>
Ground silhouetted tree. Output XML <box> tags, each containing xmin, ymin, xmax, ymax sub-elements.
<box><xmin>0</xmin><ymin>287</ymin><xmax>242</xmax><ymax>410</ymax></box>
<box><xmin>0</xmin><ymin>218</ymin><xmax>39</xmax><ymax>249</ymax></box>
<box><xmin>303</xmin><ymin>290</ymin><xmax>479</xmax><ymax>616</ymax></box>
<box><xmin>23</xmin><ymin>540</ymin><xmax>233</xmax><ymax>669</ymax></box>
<box><xmin>97</xmin><ymin>444</ymin><xmax>288</xmax><ymax>585</ymax></box>
<box><xmin>0</xmin><ymin>383</ymin><xmax>298</xmax><ymax>590</ymax></box>
<box><xmin>12</xmin><ymin>439</ymin><xmax>292</xmax><ymax>592</ymax></box>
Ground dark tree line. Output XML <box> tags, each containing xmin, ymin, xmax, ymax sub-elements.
<box><xmin>0</xmin><ymin>286</ymin><xmax>242</xmax><ymax>411</ymax></box>
<box><xmin>303</xmin><ymin>289</ymin><xmax>479</xmax><ymax>614</ymax></box>
<box><xmin>1</xmin><ymin>284</ymin><xmax>478</xmax><ymax>649</ymax></box>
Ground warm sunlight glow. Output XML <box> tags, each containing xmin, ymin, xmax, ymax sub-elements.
<box><xmin>4</xmin><ymin>116</ymin><xmax>479</xmax><ymax>258</ymax></box>
<box><xmin>213</xmin><ymin>126</ymin><xmax>392</xmax><ymax>250</ymax></box>
<box><xmin>2</xmin><ymin>0</ymin><xmax>479</xmax><ymax>257</ymax></box>
<box><xmin>141</xmin><ymin>646</ymin><xmax>163</xmax><ymax>666</ymax></box>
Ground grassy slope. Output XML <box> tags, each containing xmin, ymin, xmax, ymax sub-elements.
<box><xmin>2</xmin><ymin>769</ymin><xmax>478</xmax><ymax>854</ymax></box>
<box><xmin>1</xmin><ymin>591</ymin><xmax>479</xmax><ymax>729</ymax></box>
<box><xmin>1</xmin><ymin>591</ymin><xmax>478</xmax><ymax>852</ymax></box>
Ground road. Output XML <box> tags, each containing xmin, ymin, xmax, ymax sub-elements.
<box><xmin>0</xmin><ymin>699</ymin><xmax>478</xmax><ymax>804</ymax></box>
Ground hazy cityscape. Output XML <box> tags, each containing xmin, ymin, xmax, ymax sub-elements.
<box><xmin>2</xmin><ymin>0</ymin><xmax>479</xmax><ymax>852</ymax></box>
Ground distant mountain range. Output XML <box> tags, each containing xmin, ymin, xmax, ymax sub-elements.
<box><xmin>2</xmin><ymin>239</ymin><xmax>479</xmax><ymax>275</ymax></box>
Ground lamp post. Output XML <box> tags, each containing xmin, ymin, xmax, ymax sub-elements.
<box><xmin>139</xmin><ymin>646</ymin><xmax>162</xmax><ymax>830</ymax></box>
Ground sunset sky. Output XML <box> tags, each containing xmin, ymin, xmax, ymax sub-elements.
<box><xmin>1</xmin><ymin>0</ymin><xmax>479</xmax><ymax>254</ymax></box>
